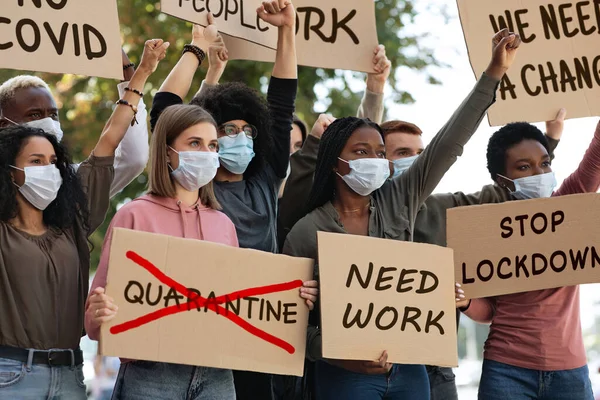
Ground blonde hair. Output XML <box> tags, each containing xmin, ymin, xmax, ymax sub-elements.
<box><xmin>149</xmin><ymin>104</ymin><xmax>221</xmax><ymax>210</ymax></box>
<box><xmin>0</xmin><ymin>75</ymin><xmax>51</xmax><ymax>110</ymax></box>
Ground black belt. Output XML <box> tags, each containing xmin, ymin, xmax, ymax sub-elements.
<box><xmin>0</xmin><ymin>345</ymin><xmax>83</xmax><ymax>367</ymax></box>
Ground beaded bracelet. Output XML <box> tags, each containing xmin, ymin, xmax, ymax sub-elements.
<box><xmin>124</xmin><ymin>87</ymin><xmax>144</xmax><ymax>97</ymax></box>
<box><xmin>123</xmin><ymin>63</ymin><xmax>135</xmax><ymax>71</ymax></box>
<box><xmin>182</xmin><ymin>44</ymin><xmax>206</xmax><ymax>65</ymax></box>
<box><xmin>116</xmin><ymin>99</ymin><xmax>138</xmax><ymax>126</ymax></box>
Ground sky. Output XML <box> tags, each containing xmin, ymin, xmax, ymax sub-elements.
<box><xmin>383</xmin><ymin>0</ymin><xmax>600</xmax><ymax>329</ymax></box>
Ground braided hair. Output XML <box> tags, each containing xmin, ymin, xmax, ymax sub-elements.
<box><xmin>305</xmin><ymin>117</ymin><xmax>384</xmax><ymax>214</ymax></box>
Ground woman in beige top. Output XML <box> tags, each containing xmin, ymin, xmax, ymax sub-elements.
<box><xmin>0</xmin><ymin>39</ymin><xmax>168</xmax><ymax>399</ymax></box>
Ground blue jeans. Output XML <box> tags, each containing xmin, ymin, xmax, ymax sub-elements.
<box><xmin>0</xmin><ymin>355</ymin><xmax>86</xmax><ymax>399</ymax></box>
<box><xmin>426</xmin><ymin>366</ymin><xmax>458</xmax><ymax>400</ymax></box>
<box><xmin>478</xmin><ymin>359</ymin><xmax>594</xmax><ymax>400</ymax></box>
<box><xmin>315</xmin><ymin>361</ymin><xmax>430</xmax><ymax>400</ymax></box>
<box><xmin>111</xmin><ymin>360</ymin><xmax>235</xmax><ymax>399</ymax></box>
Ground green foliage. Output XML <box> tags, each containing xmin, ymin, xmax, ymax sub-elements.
<box><xmin>0</xmin><ymin>0</ymin><xmax>441</xmax><ymax>269</ymax></box>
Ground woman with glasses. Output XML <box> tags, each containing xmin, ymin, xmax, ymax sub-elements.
<box><xmin>148</xmin><ymin>3</ymin><xmax>318</xmax><ymax>399</ymax></box>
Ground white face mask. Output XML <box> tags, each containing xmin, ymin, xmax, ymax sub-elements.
<box><xmin>169</xmin><ymin>147</ymin><xmax>219</xmax><ymax>192</ymax></box>
<box><xmin>10</xmin><ymin>164</ymin><xmax>63</xmax><ymax>210</ymax></box>
<box><xmin>392</xmin><ymin>155</ymin><xmax>418</xmax><ymax>178</ymax></box>
<box><xmin>8</xmin><ymin>117</ymin><xmax>64</xmax><ymax>142</ymax></box>
<box><xmin>504</xmin><ymin>172</ymin><xmax>557</xmax><ymax>200</ymax></box>
<box><xmin>337</xmin><ymin>157</ymin><xmax>390</xmax><ymax>196</ymax></box>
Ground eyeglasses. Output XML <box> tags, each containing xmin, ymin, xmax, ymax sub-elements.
<box><xmin>219</xmin><ymin>123</ymin><xmax>258</xmax><ymax>139</ymax></box>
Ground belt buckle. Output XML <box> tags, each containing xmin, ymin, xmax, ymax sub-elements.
<box><xmin>47</xmin><ymin>350</ymin><xmax>61</xmax><ymax>367</ymax></box>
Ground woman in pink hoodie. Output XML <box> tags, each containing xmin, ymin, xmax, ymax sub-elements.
<box><xmin>84</xmin><ymin>104</ymin><xmax>318</xmax><ymax>399</ymax></box>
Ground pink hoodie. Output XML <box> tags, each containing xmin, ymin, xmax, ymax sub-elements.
<box><xmin>86</xmin><ymin>194</ymin><xmax>239</xmax><ymax>341</ymax></box>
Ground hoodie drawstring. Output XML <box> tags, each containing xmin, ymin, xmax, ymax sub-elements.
<box><xmin>177</xmin><ymin>200</ymin><xmax>188</xmax><ymax>238</ymax></box>
<box><xmin>177</xmin><ymin>200</ymin><xmax>205</xmax><ymax>240</ymax></box>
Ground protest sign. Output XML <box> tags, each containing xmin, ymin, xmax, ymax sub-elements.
<box><xmin>100</xmin><ymin>228</ymin><xmax>314</xmax><ymax>376</ymax></box>
<box><xmin>447</xmin><ymin>193</ymin><xmax>600</xmax><ymax>299</ymax></box>
<box><xmin>0</xmin><ymin>0</ymin><xmax>122</xmax><ymax>79</ymax></box>
<box><xmin>160</xmin><ymin>0</ymin><xmax>378</xmax><ymax>72</ymax></box>
<box><xmin>457</xmin><ymin>0</ymin><xmax>600</xmax><ymax>125</ymax></box>
<box><xmin>317</xmin><ymin>232</ymin><xmax>458</xmax><ymax>367</ymax></box>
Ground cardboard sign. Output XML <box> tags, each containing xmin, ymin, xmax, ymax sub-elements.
<box><xmin>317</xmin><ymin>232</ymin><xmax>458</xmax><ymax>367</ymax></box>
<box><xmin>0</xmin><ymin>0</ymin><xmax>122</xmax><ymax>79</ymax></box>
<box><xmin>160</xmin><ymin>0</ymin><xmax>378</xmax><ymax>72</ymax></box>
<box><xmin>447</xmin><ymin>193</ymin><xmax>600</xmax><ymax>299</ymax></box>
<box><xmin>100</xmin><ymin>228</ymin><xmax>314</xmax><ymax>376</ymax></box>
<box><xmin>457</xmin><ymin>0</ymin><xmax>600</xmax><ymax>125</ymax></box>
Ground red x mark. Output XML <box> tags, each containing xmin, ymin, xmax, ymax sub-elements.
<box><xmin>109</xmin><ymin>251</ymin><xmax>303</xmax><ymax>354</ymax></box>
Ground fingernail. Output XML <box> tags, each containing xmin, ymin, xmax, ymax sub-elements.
<box><xmin>459</xmin><ymin>294</ymin><xmax>465</xmax><ymax>299</ymax></box>
<box><xmin>455</xmin><ymin>283</ymin><xmax>461</xmax><ymax>287</ymax></box>
<box><xmin>458</xmin><ymin>289</ymin><xmax>464</xmax><ymax>294</ymax></box>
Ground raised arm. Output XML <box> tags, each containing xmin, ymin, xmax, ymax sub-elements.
<box><xmin>93</xmin><ymin>39</ymin><xmax>168</xmax><ymax>158</ymax></box>
<box><xmin>383</xmin><ymin>29</ymin><xmax>521</xmax><ymax>210</ymax></box>
<box><xmin>258</xmin><ymin>0</ymin><xmax>298</xmax><ymax>178</ymax></box>
<box><xmin>544</xmin><ymin>108</ymin><xmax>566</xmax><ymax>160</ymax></box>
<box><xmin>149</xmin><ymin>22</ymin><xmax>215</xmax><ymax>131</ymax></box>
<box><xmin>194</xmin><ymin>23</ymin><xmax>229</xmax><ymax>98</ymax></box>
<box><xmin>554</xmin><ymin>120</ymin><xmax>600</xmax><ymax>196</ymax></box>
<box><xmin>109</xmin><ymin>50</ymin><xmax>150</xmax><ymax>197</ymax></box>
<box><xmin>279</xmin><ymin>114</ymin><xmax>335</xmax><ymax>248</ymax></box>
<box><xmin>356</xmin><ymin>45</ymin><xmax>390</xmax><ymax>124</ymax></box>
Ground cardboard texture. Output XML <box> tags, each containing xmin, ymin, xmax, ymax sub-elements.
<box><xmin>1</xmin><ymin>0</ymin><xmax>123</xmax><ymax>79</ymax></box>
<box><xmin>447</xmin><ymin>193</ymin><xmax>600</xmax><ymax>299</ymax></box>
<box><xmin>100</xmin><ymin>228</ymin><xmax>314</xmax><ymax>376</ymax></box>
<box><xmin>161</xmin><ymin>0</ymin><xmax>378</xmax><ymax>72</ymax></box>
<box><xmin>457</xmin><ymin>0</ymin><xmax>600</xmax><ymax>125</ymax></box>
<box><xmin>317</xmin><ymin>232</ymin><xmax>458</xmax><ymax>368</ymax></box>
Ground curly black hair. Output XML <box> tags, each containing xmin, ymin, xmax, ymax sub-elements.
<box><xmin>191</xmin><ymin>82</ymin><xmax>273</xmax><ymax>179</ymax></box>
<box><xmin>486</xmin><ymin>122</ymin><xmax>550</xmax><ymax>181</ymax></box>
<box><xmin>305</xmin><ymin>117</ymin><xmax>384</xmax><ymax>214</ymax></box>
<box><xmin>0</xmin><ymin>126</ymin><xmax>89</xmax><ymax>231</ymax></box>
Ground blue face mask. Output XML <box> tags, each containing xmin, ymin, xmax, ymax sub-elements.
<box><xmin>392</xmin><ymin>155</ymin><xmax>418</xmax><ymax>178</ymax></box>
<box><xmin>218</xmin><ymin>132</ymin><xmax>255</xmax><ymax>174</ymax></box>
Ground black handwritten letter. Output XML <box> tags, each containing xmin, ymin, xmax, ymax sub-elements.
<box><xmin>375</xmin><ymin>307</ymin><xmax>398</xmax><ymax>330</ymax></box>
<box><xmin>346</xmin><ymin>263</ymin><xmax>373</xmax><ymax>289</ymax></box>
<box><xmin>342</xmin><ymin>302</ymin><xmax>373</xmax><ymax>328</ymax></box>
<box><xmin>425</xmin><ymin>310</ymin><xmax>444</xmax><ymax>335</ymax></box>
<box><xmin>375</xmin><ymin>267</ymin><xmax>396</xmax><ymax>291</ymax></box>
<box><xmin>532</xmin><ymin>253</ymin><xmax>548</xmax><ymax>276</ymax></box>
<box><xmin>330</xmin><ymin>9</ymin><xmax>359</xmax><ymax>44</ymax></box>
<box><xmin>569</xmin><ymin>247</ymin><xmax>589</xmax><ymax>270</ymax></box>
<box><xmin>16</xmin><ymin>19</ymin><xmax>41</xmax><ymax>53</ymax></box>
<box><xmin>145</xmin><ymin>283</ymin><xmax>163</xmax><ymax>306</ymax></box>
<box><xmin>43</xmin><ymin>22</ymin><xmax>68</xmax><ymax>55</ymax></box>
<box><xmin>124</xmin><ymin>281</ymin><xmax>144</xmax><ymax>304</ymax></box>
<box><xmin>283</xmin><ymin>303</ymin><xmax>297</xmax><ymax>324</ymax></box>
<box><xmin>522</xmin><ymin>65</ymin><xmax>542</xmax><ymax>96</ymax></box>
<box><xmin>550</xmin><ymin>250</ymin><xmax>567</xmax><ymax>272</ymax></box>
<box><xmin>400</xmin><ymin>307</ymin><xmax>422</xmax><ymax>332</ymax></box>
<box><xmin>462</xmin><ymin>263</ymin><xmax>475</xmax><ymax>284</ymax></box>
<box><xmin>500</xmin><ymin>216</ymin><xmax>513</xmax><ymax>239</ymax></box>
<box><xmin>416</xmin><ymin>271</ymin><xmax>439</xmax><ymax>294</ymax></box>
<box><xmin>396</xmin><ymin>269</ymin><xmax>418</xmax><ymax>292</ymax></box>
<box><xmin>83</xmin><ymin>24</ymin><xmax>107</xmax><ymax>60</ymax></box>
<box><xmin>497</xmin><ymin>257</ymin><xmax>513</xmax><ymax>280</ymax></box>
<box><xmin>499</xmin><ymin>75</ymin><xmax>517</xmax><ymax>100</ymax></box>
<box><xmin>552</xmin><ymin>211</ymin><xmax>565</xmax><ymax>232</ymax></box>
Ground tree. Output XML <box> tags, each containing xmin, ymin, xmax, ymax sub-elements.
<box><xmin>0</xmin><ymin>0</ymin><xmax>442</xmax><ymax>268</ymax></box>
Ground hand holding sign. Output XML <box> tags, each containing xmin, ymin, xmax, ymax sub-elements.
<box><xmin>87</xmin><ymin>287</ymin><xmax>118</xmax><ymax>328</ymax></box>
<box><xmin>545</xmin><ymin>108</ymin><xmax>567</xmax><ymax>141</ymax></box>
<box><xmin>366</xmin><ymin>45</ymin><xmax>392</xmax><ymax>94</ymax></box>
<box><xmin>138</xmin><ymin>39</ymin><xmax>171</xmax><ymax>75</ymax></box>
<box><xmin>300</xmin><ymin>280</ymin><xmax>319</xmax><ymax>310</ymax></box>
<box><xmin>331</xmin><ymin>350</ymin><xmax>393</xmax><ymax>375</ymax></box>
<box><xmin>257</xmin><ymin>0</ymin><xmax>296</xmax><ymax>28</ymax></box>
<box><xmin>485</xmin><ymin>29</ymin><xmax>522</xmax><ymax>81</ymax></box>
